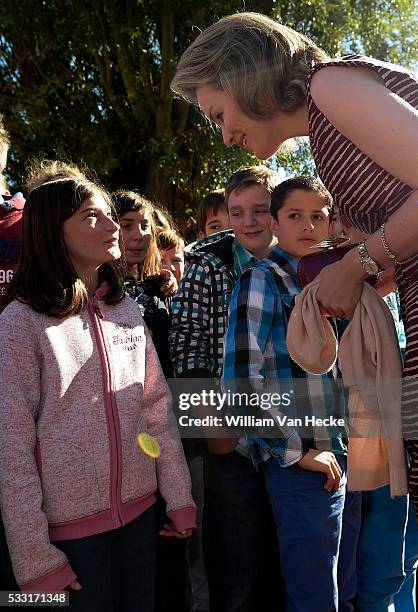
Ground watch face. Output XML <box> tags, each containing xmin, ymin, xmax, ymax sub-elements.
<box><xmin>365</xmin><ymin>262</ymin><xmax>378</xmax><ymax>275</ymax></box>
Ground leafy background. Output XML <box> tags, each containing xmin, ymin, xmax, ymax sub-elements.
<box><xmin>0</xmin><ymin>0</ymin><xmax>416</xmax><ymax>235</ymax></box>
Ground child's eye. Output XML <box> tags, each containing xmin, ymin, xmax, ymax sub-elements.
<box><xmin>313</xmin><ymin>214</ymin><xmax>324</xmax><ymax>221</ymax></box>
<box><xmin>120</xmin><ymin>223</ymin><xmax>131</xmax><ymax>230</ymax></box>
<box><xmin>141</xmin><ymin>223</ymin><xmax>149</xmax><ymax>230</ymax></box>
<box><xmin>288</xmin><ymin>213</ymin><xmax>299</xmax><ymax>219</ymax></box>
<box><xmin>87</xmin><ymin>212</ymin><xmax>97</xmax><ymax>218</ymax></box>
<box><xmin>256</xmin><ymin>209</ymin><xmax>269</xmax><ymax>214</ymax></box>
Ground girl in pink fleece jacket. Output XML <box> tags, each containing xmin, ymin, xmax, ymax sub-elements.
<box><xmin>0</xmin><ymin>171</ymin><xmax>195</xmax><ymax>611</ymax></box>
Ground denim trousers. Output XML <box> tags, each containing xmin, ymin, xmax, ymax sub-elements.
<box><xmin>356</xmin><ymin>485</ymin><xmax>418</xmax><ymax>612</ymax></box>
<box><xmin>203</xmin><ymin>449</ymin><xmax>286</xmax><ymax>612</ymax></box>
<box><xmin>53</xmin><ymin>506</ymin><xmax>156</xmax><ymax>612</ymax></box>
<box><xmin>262</xmin><ymin>454</ymin><xmax>351</xmax><ymax>612</ymax></box>
<box><xmin>338</xmin><ymin>490</ymin><xmax>363</xmax><ymax>612</ymax></box>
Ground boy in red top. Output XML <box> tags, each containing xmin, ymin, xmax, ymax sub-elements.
<box><xmin>0</xmin><ymin>118</ymin><xmax>25</xmax><ymax>312</ymax></box>
<box><xmin>0</xmin><ymin>116</ymin><xmax>21</xmax><ymax>590</ymax></box>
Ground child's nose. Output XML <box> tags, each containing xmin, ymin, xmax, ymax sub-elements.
<box><xmin>106</xmin><ymin>216</ymin><xmax>119</xmax><ymax>232</ymax></box>
<box><xmin>133</xmin><ymin>227</ymin><xmax>145</xmax><ymax>241</ymax></box>
<box><xmin>244</xmin><ymin>214</ymin><xmax>256</xmax><ymax>226</ymax></box>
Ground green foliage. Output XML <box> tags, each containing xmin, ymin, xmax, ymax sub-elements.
<box><xmin>0</xmin><ymin>0</ymin><xmax>416</xmax><ymax>232</ymax></box>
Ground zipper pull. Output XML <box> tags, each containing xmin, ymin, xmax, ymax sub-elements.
<box><xmin>93</xmin><ymin>304</ymin><xmax>103</xmax><ymax>319</ymax></box>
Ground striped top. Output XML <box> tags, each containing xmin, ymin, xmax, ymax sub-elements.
<box><xmin>306</xmin><ymin>56</ymin><xmax>418</xmax><ymax>420</ymax></box>
<box><xmin>308</xmin><ymin>55</ymin><xmax>417</xmax><ymax>235</ymax></box>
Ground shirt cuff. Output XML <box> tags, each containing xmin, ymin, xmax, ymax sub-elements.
<box><xmin>167</xmin><ymin>506</ymin><xmax>197</xmax><ymax>531</ymax></box>
<box><xmin>22</xmin><ymin>562</ymin><xmax>77</xmax><ymax>592</ymax></box>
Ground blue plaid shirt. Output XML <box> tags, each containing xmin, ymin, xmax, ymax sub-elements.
<box><xmin>223</xmin><ymin>246</ymin><xmax>348</xmax><ymax>469</ymax></box>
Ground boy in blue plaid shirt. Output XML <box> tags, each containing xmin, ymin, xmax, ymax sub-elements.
<box><xmin>223</xmin><ymin>177</ymin><xmax>359</xmax><ymax>612</ymax></box>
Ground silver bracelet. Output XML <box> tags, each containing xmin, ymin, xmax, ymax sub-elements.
<box><xmin>380</xmin><ymin>223</ymin><xmax>399</xmax><ymax>264</ymax></box>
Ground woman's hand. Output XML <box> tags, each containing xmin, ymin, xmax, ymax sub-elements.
<box><xmin>298</xmin><ymin>449</ymin><xmax>342</xmax><ymax>492</ymax></box>
<box><xmin>159</xmin><ymin>522</ymin><xmax>193</xmax><ymax>539</ymax></box>
<box><xmin>374</xmin><ymin>266</ymin><xmax>397</xmax><ymax>297</ymax></box>
<box><xmin>315</xmin><ymin>252</ymin><xmax>367</xmax><ymax>320</ymax></box>
<box><xmin>160</xmin><ymin>269</ymin><xmax>178</xmax><ymax>297</ymax></box>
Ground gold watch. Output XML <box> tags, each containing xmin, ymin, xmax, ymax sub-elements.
<box><xmin>357</xmin><ymin>242</ymin><xmax>381</xmax><ymax>276</ymax></box>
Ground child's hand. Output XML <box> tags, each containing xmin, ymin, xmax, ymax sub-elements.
<box><xmin>68</xmin><ymin>580</ymin><xmax>82</xmax><ymax>590</ymax></box>
<box><xmin>159</xmin><ymin>522</ymin><xmax>193</xmax><ymax>539</ymax></box>
<box><xmin>160</xmin><ymin>269</ymin><xmax>178</xmax><ymax>297</ymax></box>
<box><xmin>298</xmin><ymin>449</ymin><xmax>342</xmax><ymax>492</ymax></box>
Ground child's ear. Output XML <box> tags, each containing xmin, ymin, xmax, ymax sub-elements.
<box><xmin>270</xmin><ymin>216</ymin><xmax>280</xmax><ymax>238</ymax></box>
<box><xmin>197</xmin><ymin>230</ymin><xmax>206</xmax><ymax>240</ymax></box>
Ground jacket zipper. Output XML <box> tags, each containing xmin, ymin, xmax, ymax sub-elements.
<box><xmin>87</xmin><ymin>297</ymin><xmax>123</xmax><ymax>527</ymax></box>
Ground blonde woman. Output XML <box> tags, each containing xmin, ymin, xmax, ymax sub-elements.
<box><xmin>171</xmin><ymin>11</ymin><xmax>418</xmax><ymax>513</ymax></box>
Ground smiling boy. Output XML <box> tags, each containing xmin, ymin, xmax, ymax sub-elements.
<box><xmin>223</xmin><ymin>176</ymin><xmax>354</xmax><ymax>611</ymax></box>
<box><xmin>170</xmin><ymin>166</ymin><xmax>283</xmax><ymax>612</ymax></box>
<box><xmin>226</xmin><ymin>172</ymin><xmax>276</xmax><ymax>260</ymax></box>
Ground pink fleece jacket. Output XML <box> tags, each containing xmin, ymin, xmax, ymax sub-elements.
<box><xmin>0</xmin><ymin>292</ymin><xmax>196</xmax><ymax>591</ymax></box>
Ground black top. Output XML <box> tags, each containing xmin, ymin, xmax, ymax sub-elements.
<box><xmin>124</xmin><ymin>275</ymin><xmax>173</xmax><ymax>378</ymax></box>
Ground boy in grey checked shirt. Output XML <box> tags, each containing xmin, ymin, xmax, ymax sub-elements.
<box><xmin>170</xmin><ymin>166</ymin><xmax>285</xmax><ymax>612</ymax></box>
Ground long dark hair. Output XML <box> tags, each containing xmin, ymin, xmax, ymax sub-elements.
<box><xmin>113</xmin><ymin>190</ymin><xmax>161</xmax><ymax>280</ymax></box>
<box><xmin>6</xmin><ymin>177</ymin><xmax>126</xmax><ymax>316</ymax></box>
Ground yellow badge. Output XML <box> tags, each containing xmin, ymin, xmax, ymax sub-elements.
<box><xmin>137</xmin><ymin>432</ymin><xmax>161</xmax><ymax>459</ymax></box>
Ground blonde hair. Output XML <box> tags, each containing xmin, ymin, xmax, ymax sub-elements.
<box><xmin>171</xmin><ymin>12</ymin><xmax>329</xmax><ymax>117</ymax></box>
<box><xmin>225</xmin><ymin>165</ymin><xmax>279</xmax><ymax>207</ymax></box>
<box><xmin>25</xmin><ymin>159</ymin><xmax>88</xmax><ymax>193</ymax></box>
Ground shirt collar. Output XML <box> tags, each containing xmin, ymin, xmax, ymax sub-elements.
<box><xmin>266</xmin><ymin>246</ymin><xmax>300</xmax><ymax>281</ymax></box>
<box><xmin>232</xmin><ymin>238</ymin><xmax>259</xmax><ymax>276</ymax></box>
<box><xmin>188</xmin><ymin>229</ymin><xmax>234</xmax><ymax>252</ymax></box>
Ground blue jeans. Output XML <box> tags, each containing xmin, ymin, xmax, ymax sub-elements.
<box><xmin>356</xmin><ymin>485</ymin><xmax>418</xmax><ymax>612</ymax></box>
<box><xmin>338</xmin><ymin>490</ymin><xmax>363</xmax><ymax>612</ymax></box>
<box><xmin>203</xmin><ymin>449</ymin><xmax>285</xmax><ymax>612</ymax></box>
<box><xmin>394</xmin><ymin>501</ymin><xmax>418</xmax><ymax>611</ymax></box>
<box><xmin>263</xmin><ymin>454</ymin><xmax>347</xmax><ymax>612</ymax></box>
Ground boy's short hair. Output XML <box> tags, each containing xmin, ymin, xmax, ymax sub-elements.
<box><xmin>197</xmin><ymin>189</ymin><xmax>226</xmax><ymax>233</ymax></box>
<box><xmin>157</xmin><ymin>227</ymin><xmax>185</xmax><ymax>252</ymax></box>
<box><xmin>225</xmin><ymin>166</ymin><xmax>279</xmax><ymax>207</ymax></box>
<box><xmin>271</xmin><ymin>176</ymin><xmax>333</xmax><ymax>220</ymax></box>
